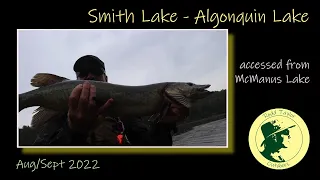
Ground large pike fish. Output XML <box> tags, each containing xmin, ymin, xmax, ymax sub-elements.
<box><xmin>19</xmin><ymin>73</ymin><xmax>213</xmax><ymax>129</ymax></box>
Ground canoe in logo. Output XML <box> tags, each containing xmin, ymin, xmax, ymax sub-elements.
<box><xmin>248</xmin><ymin>108</ymin><xmax>310</xmax><ymax>170</ymax></box>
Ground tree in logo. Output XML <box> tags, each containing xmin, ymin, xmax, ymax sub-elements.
<box><xmin>259</xmin><ymin>119</ymin><xmax>296</xmax><ymax>162</ymax></box>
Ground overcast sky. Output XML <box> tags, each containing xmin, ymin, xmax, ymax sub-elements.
<box><xmin>18</xmin><ymin>29</ymin><xmax>227</xmax><ymax>128</ymax></box>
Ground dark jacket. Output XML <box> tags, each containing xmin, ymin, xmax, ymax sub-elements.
<box><xmin>33</xmin><ymin>114</ymin><xmax>177</xmax><ymax>146</ymax></box>
<box><xmin>121</xmin><ymin>117</ymin><xmax>177</xmax><ymax>146</ymax></box>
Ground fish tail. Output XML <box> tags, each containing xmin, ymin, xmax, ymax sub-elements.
<box><xmin>19</xmin><ymin>93</ymin><xmax>29</xmax><ymax>112</ymax></box>
<box><xmin>18</xmin><ymin>73</ymin><xmax>69</xmax><ymax>112</ymax></box>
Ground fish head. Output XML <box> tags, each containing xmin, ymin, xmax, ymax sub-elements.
<box><xmin>164</xmin><ymin>82</ymin><xmax>213</xmax><ymax>108</ymax></box>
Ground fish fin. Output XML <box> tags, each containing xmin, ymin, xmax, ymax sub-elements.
<box><xmin>31</xmin><ymin>73</ymin><xmax>70</xmax><ymax>87</ymax></box>
<box><xmin>166</xmin><ymin>93</ymin><xmax>191</xmax><ymax>108</ymax></box>
<box><xmin>31</xmin><ymin>107</ymin><xmax>65</xmax><ymax>130</ymax></box>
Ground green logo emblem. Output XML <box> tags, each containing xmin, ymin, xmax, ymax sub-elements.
<box><xmin>248</xmin><ymin>108</ymin><xmax>310</xmax><ymax>170</ymax></box>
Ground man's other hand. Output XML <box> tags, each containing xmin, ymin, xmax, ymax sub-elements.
<box><xmin>67</xmin><ymin>81</ymin><xmax>113</xmax><ymax>133</ymax></box>
<box><xmin>161</xmin><ymin>103</ymin><xmax>189</xmax><ymax>123</ymax></box>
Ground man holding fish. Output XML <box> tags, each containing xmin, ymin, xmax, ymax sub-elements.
<box><xmin>32</xmin><ymin>55</ymin><xmax>190</xmax><ymax>146</ymax></box>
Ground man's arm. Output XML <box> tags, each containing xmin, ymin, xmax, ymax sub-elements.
<box><xmin>122</xmin><ymin>117</ymin><xmax>178</xmax><ymax>146</ymax></box>
<box><xmin>32</xmin><ymin>115</ymin><xmax>89</xmax><ymax>146</ymax></box>
<box><xmin>122</xmin><ymin>103</ymin><xmax>188</xmax><ymax>146</ymax></box>
<box><xmin>150</xmin><ymin>121</ymin><xmax>177</xmax><ymax>146</ymax></box>
<box><xmin>121</xmin><ymin>117</ymin><xmax>154</xmax><ymax>145</ymax></box>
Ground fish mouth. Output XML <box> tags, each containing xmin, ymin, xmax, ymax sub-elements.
<box><xmin>196</xmin><ymin>84</ymin><xmax>211</xmax><ymax>93</ymax></box>
<box><xmin>196</xmin><ymin>84</ymin><xmax>211</xmax><ymax>91</ymax></box>
<box><xmin>191</xmin><ymin>84</ymin><xmax>213</xmax><ymax>99</ymax></box>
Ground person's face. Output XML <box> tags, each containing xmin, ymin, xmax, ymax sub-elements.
<box><xmin>76</xmin><ymin>71</ymin><xmax>108</xmax><ymax>82</ymax></box>
<box><xmin>271</xmin><ymin>129</ymin><xmax>290</xmax><ymax>150</ymax></box>
<box><xmin>279</xmin><ymin>129</ymin><xmax>291</xmax><ymax>148</ymax></box>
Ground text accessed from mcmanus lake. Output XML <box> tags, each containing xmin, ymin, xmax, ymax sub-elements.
<box><xmin>235</xmin><ymin>59</ymin><xmax>311</xmax><ymax>84</ymax></box>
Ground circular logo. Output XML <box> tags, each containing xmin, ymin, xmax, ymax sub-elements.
<box><xmin>248</xmin><ymin>108</ymin><xmax>310</xmax><ymax>170</ymax></box>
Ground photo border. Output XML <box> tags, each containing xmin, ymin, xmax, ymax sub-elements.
<box><xmin>18</xmin><ymin>30</ymin><xmax>234</xmax><ymax>155</ymax></box>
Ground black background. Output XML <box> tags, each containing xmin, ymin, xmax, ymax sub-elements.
<box><xmin>12</xmin><ymin>5</ymin><xmax>317</xmax><ymax>177</ymax></box>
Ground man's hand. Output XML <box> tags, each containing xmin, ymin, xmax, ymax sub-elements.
<box><xmin>68</xmin><ymin>81</ymin><xmax>114</xmax><ymax>133</ymax></box>
<box><xmin>161</xmin><ymin>103</ymin><xmax>189</xmax><ymax>123</ymax></box>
